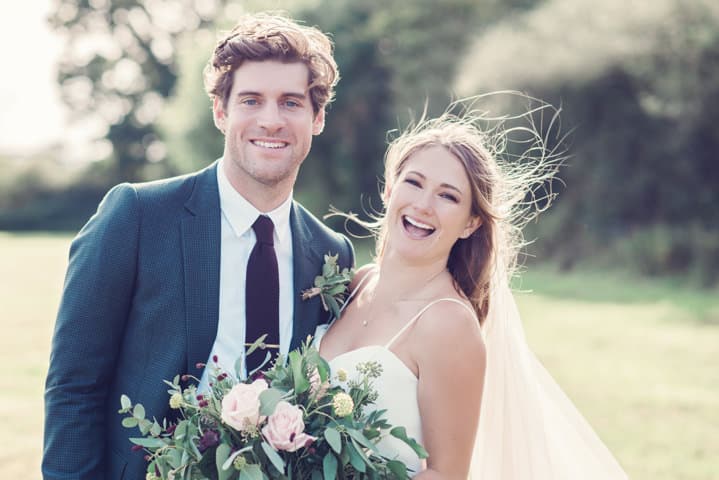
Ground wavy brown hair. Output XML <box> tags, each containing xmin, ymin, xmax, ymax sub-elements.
<box><xmin>204</xmin><ymin>12</ymin><xmax>339</xmax><ymax>114</ymax></box>
<box><xmin>341</xmin><ymin>95</ymin><xmax>566</xmax><ymax>323</ymax></box>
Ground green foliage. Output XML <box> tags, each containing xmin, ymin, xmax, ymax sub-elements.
<box><xmin>461</xmin><ymin>0</ymin><xmax>719</xmax><ymax>283</ymax></box>
<box><xmin>50</xmin><ymin>0</ymin><xmax>220</xmax><ymax>181</ymax></box>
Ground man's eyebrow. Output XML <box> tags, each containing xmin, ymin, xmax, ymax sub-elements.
<box><xmin>234</xmin><ymin>91</ymin><xmax>308</xmax><ymax>99</ymax></box>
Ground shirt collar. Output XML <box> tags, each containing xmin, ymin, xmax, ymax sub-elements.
<box><xmin>217</xmin><ymin>158</ymin><xmax>293</xmax><ymax>244</ymax></box>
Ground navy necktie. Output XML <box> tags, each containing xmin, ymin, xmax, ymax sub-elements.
<box><xmin>245</xmin><ymin>215</ymin><xmax>280</xmax><ymax>373</ymax></box>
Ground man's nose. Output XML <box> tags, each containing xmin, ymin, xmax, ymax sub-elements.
<box><xmin>257</xmin><ymin>103</ymin><xmax>285</xmax><ymax>132</ymax></box>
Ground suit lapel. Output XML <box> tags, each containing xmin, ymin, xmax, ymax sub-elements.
<box><xmin>289</xmin><ymin>202</ymin><xmax>325</xmax><ymax>350</ymax></box>
<box><xmin>182</xmin><ymin>163</ymin><xmax>221</xmax><ymax>377</ymax></box>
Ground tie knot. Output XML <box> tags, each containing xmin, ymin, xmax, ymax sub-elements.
<box><xmin>252</xmin><ymin>215</ymin><xmax>275</xmax><ymax>245</ymax></box>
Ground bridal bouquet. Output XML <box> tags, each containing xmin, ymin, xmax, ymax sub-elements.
<box><xmin>120</xmin><ymin>338</ymin><xmax>427</xmax><ymax>480</ymax></box>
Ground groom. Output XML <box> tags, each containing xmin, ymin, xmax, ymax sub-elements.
<box><xmin>43</xmin><ymin>13</ymin><xmax>354</xmax><ymax>480</ymax></box>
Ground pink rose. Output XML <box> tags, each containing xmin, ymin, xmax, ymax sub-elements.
<box><xmin>262</xmin><ymin>401</ymin><xmax>317</xmax><ymax>452</ymax></box>
<box><xmin>221</xmin><ymin>379</ymin><xmax>268</xmax><ymax>432</ymax></box>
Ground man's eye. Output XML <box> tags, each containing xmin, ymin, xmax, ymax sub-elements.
<box><xmin>285</xmin><ymin>100</ymin><xmax>300</xmax><ymax>108</ymax></box>
<box><xmin>242</xmin><ymin>98</ymin><xmax>258</xmax><ymax>105</ymax></box>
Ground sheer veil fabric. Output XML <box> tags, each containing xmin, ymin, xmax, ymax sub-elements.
<box><xmin>469</xmin><ymin>270</ymin><xmax>628</xmax><ymax>479</ymax></box>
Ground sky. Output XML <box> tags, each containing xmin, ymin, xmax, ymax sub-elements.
<box><xmin>0</xmin><ymin>0</ymin><xmax>66</xmax><ymax>155</ymax></box>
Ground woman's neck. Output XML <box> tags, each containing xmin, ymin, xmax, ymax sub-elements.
<box><xmin>372</xmin><ymin>255</ymin><xmax>450</xmax><ymax>303</ymax></box>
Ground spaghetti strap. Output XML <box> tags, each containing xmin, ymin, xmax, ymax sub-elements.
<box><xmin>385</xmin><ymin>298</ymin><xmax>478</xmax><ymax>349</ymax></box>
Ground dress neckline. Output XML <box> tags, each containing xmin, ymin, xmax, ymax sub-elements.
<box><xmin>317</xmin><ymin>267</ymin><xmax>479</xmax><ymax>377</ymax></box>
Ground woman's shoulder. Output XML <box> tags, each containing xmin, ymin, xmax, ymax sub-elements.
<box><xmin>348</xmin><ymin>263</ymin><xmax>377</xmax><ymax>292</ymax></box>
<box><xmin>412</xmin><ymin>295</ymin><xmax>485</xmax><ymax>358</ymax></box>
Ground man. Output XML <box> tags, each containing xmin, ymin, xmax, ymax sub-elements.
<box><xmin>43</xmin><ymin>13</ymin><xmax>354</xmax><ymax>480</ymax></box>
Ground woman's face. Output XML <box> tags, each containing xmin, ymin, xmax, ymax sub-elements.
<box><xmin>384</xmin><ymin>145</ymin><xmax>481</xmax><ymax>265</ymax></box>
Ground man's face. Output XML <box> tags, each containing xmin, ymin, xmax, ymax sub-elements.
<box><xmin>213</xmin><ymin>60</ymin><xmax>325</xmax><ymax>196</ymax></box>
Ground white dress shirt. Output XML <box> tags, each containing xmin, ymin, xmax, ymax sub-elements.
<box><xmin>198</xmin><ymin>159</ymin><xmax>294</xmax><ymax>390</ymax></box>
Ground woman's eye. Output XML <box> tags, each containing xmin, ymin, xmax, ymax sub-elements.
<box><xmin>440</xmin><ymin>192</ymin><xmax>459</xmax><ymax>203</ymax></box>
<box><xmin>404</xmin><ymin>178</ymin><xmax>421</xmax><ymax>187</ymax></box>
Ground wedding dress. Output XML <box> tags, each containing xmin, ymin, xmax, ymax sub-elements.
<box><xmin>315</xmin><ymin>271</ymin><xmax>629</xmax><ymax>479</ymax></box>
<box><xmin>315</xmin><ymin>296</ymin><xmax>477</xmax><ymax>475</ymax></box>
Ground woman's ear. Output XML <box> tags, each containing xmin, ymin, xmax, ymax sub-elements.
<box><xmin>460</xmin><ymin>216</ymin><xmax>482</xmax><ymax>239</ymax></box>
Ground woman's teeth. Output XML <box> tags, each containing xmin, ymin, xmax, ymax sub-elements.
<box><xmin>402</xmin><ymin>215</ymin><xmax>435</xmax><ymax>237</ymax></box>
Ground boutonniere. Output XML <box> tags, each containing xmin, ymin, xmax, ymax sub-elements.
<box><xmin>301</xmin><ymin>253</ymin><xmax>354</xmax><ymax>319</ymax></box>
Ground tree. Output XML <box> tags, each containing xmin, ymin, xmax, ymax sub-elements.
<box><xmin>50</xmin><ymin>0</ymin><xmax>221</xmax><ymax>181</ymax></box>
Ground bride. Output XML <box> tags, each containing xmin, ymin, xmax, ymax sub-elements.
<box><xmin>315</xmin><ymin>107</ymin><xmax>629</xmax><ymax>479</ymax></box>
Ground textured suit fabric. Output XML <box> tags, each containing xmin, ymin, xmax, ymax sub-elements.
<box><xmin>42</xmin><ymin>162</ymin><xmax>354</xmax><ymax>480</ymax></box>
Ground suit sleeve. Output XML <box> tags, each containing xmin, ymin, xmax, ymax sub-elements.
<box><xmin>342</xmin><ymin>234</ymin><xmax>355</xmax><ymax>270</ymax></box>
<box><xmin>43</xmin><ymin>183</ymin><xmax>140</xmax><ymax>480</ymax></box>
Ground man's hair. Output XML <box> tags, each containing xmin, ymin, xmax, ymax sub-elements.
<box><xmin>204</xmin><ymin>12</ymin><xmax>339</xmax><ymax>114</ymax></box>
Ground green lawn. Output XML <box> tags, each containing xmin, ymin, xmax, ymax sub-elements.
<box><xmin>2</xmin><ymin>232</ymin><xmax>717</xmax><ymax>479</ymax></box>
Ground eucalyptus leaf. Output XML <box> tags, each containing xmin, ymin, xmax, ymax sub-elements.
<box><xmin>259</xmin><ymin>388</ymin><xmax>285</xmax><ymax>416</ymax></box>
<box><xmin>121</xmin><ymin>417</ymin><xmax>138</xmax><ymax>428</ymax></box>
<box><xmin>150</xmin><ymin>420</ymin><xmax>163</xmax><ymax>437</ymax></box>
<box><xmin>324</xmin><ymin>427</ymin><xmax>342</xmax><ymax>454</ymax></box>
<box><xmin>390</xmin><ymin>427</ymin><xmax>428</xmax><ymax>459</ymax></box>
<box><xmin>345</xmin><ymin>428</ymin><xmax>377</xmax><ymax>453</ymax></box>
<box><xmin>120</xmin><ymin>394</ymin><xmax>131</xmax><ymax>410</ymax></box>
<box><xmin>130</xmin><ymin>437</ymin><xmax>167</xmax><ymax>448</ymax></box>
<box><xmin>133</xmin><ymin>403</ymin><xmax>145</xmax><ymax>420</ymax></box>
<box><xmin>289</xmin><ymin>350</ymin><xmax>310</xmax><ymax>394</ymax></box>
<box><xmin>345</xmin><ymin>441</ymin><xmax>366</xmax><ymax>472</ymax></box>
<box><xmin>325</xmin><ymin>295</ymin><xmax>341</xmax><ymax>320</ymax></box>
<box><xmin>261</xmin><ymin>441</ymin><xmax>286</xmax><ymax>474</ymax></box>
<box><xmin>322</xmin><ymin>452</ymin><xmax>337</xmax><ymax>480</ymax></box>
<box><xmin>240</xmin><ymin>464</ymin><xmax>264</xmax><ymax>480</ymax></box>
<box><xmin>386</xmin><ymin>460</ymin><xmax>410</xmax><ymax>479</ymax></box>
<box><xmin>215</xmin><ymin>443</ymin><xmax>232</xmax><ymax>480</ymax></box>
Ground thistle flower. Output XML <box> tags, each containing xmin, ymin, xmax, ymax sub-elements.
<box><xmin>332</xmin><ymin>392</ymin><xmax>354</xmax><ymax>417</ymax></box>
<box><xmin>169</xmin><ymin>392</ymin><xmax>183</xmax><ymax>409</ymax></box>
<box><xmin>198</xmin><ymin>430</ymin><xmax>220</xmax><ymax>453</ymax></box>
<box><xmin>233</xmin><ymin>456</ymin><xmax>247</xmax><ymax>470</ymax></box>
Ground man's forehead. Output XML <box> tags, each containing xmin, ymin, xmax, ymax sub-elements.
<box><xmin>231</xmin><ymin>60</ymin><xmax>311</xmax><ymax>92</ymax></box>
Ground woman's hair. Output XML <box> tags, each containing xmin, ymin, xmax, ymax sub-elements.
<box><xmin>342</xmin><ymin>94</ymin><xmax>566</xmax><ymax>322</ymax></box>
<box><xmin>204</xmin><ymin>12</ymin><xmax>339</xmax><ymax>114</ymax></box>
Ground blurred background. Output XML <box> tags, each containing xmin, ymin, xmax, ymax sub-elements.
<box><xmin>1</xmin><ymin>0</ymin><xmax>717</xmax><ymax>478</ymax></box>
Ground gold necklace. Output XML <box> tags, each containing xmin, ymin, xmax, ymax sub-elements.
<box><xmin>360</xmin><ymin>267</ymin><xmax>448</xmax><ymax>327</ymax></box>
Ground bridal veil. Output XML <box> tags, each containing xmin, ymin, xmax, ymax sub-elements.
<box><xmin>468</xmin><ymin>270</ymin><xmax>629</xmax><ymax>479</ymax></box>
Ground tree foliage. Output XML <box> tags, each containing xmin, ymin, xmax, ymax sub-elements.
<box><xmin>50</xmin><ymin>0</ymin><xmax>221</xmax><ymax>181</ymax></box>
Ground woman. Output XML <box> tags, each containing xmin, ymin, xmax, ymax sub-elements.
<box><xmin>315</xmin><ymin>105</ymin><xmax>628</xmax><ymax>479</ymax></box>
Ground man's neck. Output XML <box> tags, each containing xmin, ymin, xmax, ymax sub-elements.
<box><xmin>222</xmin><ymin>161</ymin><xmax>295</xmax><ymax>213</ymax></box>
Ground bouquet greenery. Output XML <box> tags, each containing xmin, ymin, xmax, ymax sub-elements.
<box><xmin>120</xmin><ymin>338</ymin><xmax>427</xmax><ymax>480</ymax></box>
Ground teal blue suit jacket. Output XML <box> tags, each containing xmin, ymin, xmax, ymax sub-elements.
<box><xmin>43</xmin><ymin>162</ymin><xmax>354</xmax><ymax>479</ymax></box>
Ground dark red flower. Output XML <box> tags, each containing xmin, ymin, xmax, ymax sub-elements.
<box><xmin>198</xmin><ymin>430</ymin><xmax>220</xmax><ymax>453</ymax></box>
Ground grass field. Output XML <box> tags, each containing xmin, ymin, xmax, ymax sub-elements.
<box><xmin>2</xmin><ymin>232</ymin><xmax>717</xmax><ymax>479</ymax></box>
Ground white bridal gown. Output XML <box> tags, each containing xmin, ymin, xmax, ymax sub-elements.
<box><xmin>315</xmin><ymin>295</ymin><xmax>479</xmax><ymax>476</ymax></box>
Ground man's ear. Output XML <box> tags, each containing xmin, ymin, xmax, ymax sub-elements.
<box><xmin>460</xmin><ymin>216</ymin><xmax>482</xmax><ymax>239</ymax></box>
<box><xmin>312</xmin><ymin>108</ymin><xmax>326</xmax><ymax>135</ymax></box>
<box><xmin>212</xmin><ymin>97</ymin><xmax>226</xmax><ymax>134</ymax></box>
